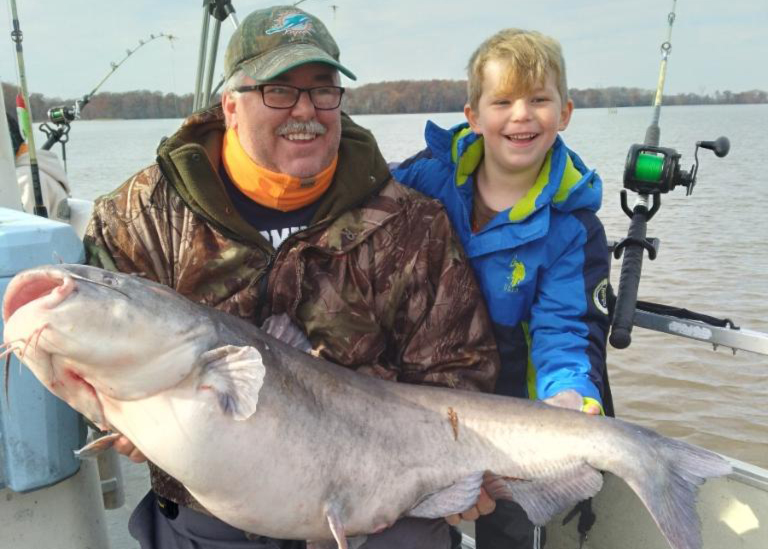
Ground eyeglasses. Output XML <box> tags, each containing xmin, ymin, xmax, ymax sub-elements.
<box><xmin>234</xmin><ymin>84</ymin><xmax>345</xmax><ymax>110</ymax></box>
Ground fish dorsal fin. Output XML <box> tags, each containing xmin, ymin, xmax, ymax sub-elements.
<box><xmin>74</xmin><ymin>432</ymin><xmax>122</xmax><ymax>459</ymax></box>
<box><xmin>406</xmin><ymin>471</ymin><xmax>485</xmax><ymax>518</ymax></box>
<box><xmin>484</xmin><ymin>465</ymin><xmax>604</xmax><ymax>525</ymax></box>
<box><xmin>197</xmin><ymin>345</ymin><xmax>266</xmax><ymax>421</ymax></box>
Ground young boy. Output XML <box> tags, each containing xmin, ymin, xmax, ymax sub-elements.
<box><xmin>392</xmin><ymin>29</ymin><xmax>611</xmax><ymax>547</ymax></box>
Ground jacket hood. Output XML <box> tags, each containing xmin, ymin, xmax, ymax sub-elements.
<box><xmin>426</xmin><ymin>121</ymin><xmax>602</xmax><ymax>223</ymax></box>
<box><xmin>155</xmin><ymin>106</ymin><xmax>391</xmax><ymax>244</ymax></box>
<box><xmin>16</xmin><ymin>149</ymin><xmax>71</xmax><ymax>194</ymax></box>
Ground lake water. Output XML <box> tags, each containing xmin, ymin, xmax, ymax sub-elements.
<box><xmin>35</xmin><ymin>104</ymin><xmax>768</xmax><ymax>547</ymax></box>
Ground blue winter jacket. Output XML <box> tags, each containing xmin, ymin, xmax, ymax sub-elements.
<box><xmin>393</xmin><ymin>122</ymin><xmax>610</xmax><ymax>403</ymax></box>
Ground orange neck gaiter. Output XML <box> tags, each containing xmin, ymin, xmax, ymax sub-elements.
<box><xmin>222</xmin><ymin>128</ymin><xmax>336</xmax><ymax>212</ymax></box>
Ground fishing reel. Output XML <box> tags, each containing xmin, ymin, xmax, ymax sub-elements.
<box><xmin>620</xmin><ymin>137</ymin><xmax>730</xmax><ymax>219</ymax></box>
<box><xmin>611</xmin><ymin>135</ymin><xmax>731</xmax><ymax>349</ymax></box>
<box><xmin>47</xmin><ymin>105</ymin><xmax>76</xmax><ymax>126</ymax></box>
<box><xmin>40</xmin><ymin>108</ymin><xmax>74</xmax><ymax>151</ymax></box>
<box><xmin>623</xmin><ymin>137</ymin><xmax>730</xmax><ymax>196</ymax></box>
<box><xmin>40</xmin><ymin>98</ymin><xmax>88</xmax><ymax>151</ymax></box>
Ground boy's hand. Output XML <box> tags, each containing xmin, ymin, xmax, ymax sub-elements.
<box><xmin>444</xmin><ymin>487</ymin><xmax>496</xmax><ymax>525</ymax></box>
<box><xmin>543</xmin><ymin>389</ymin><xmax>601</xmax><ymax>415</ymax></box>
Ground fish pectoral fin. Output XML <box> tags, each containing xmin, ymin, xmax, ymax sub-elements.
<box><xmin>406</xmin><ymin>470</ymin><xmax>485</xmax><ymax>519</ymax></box>
<box><xmin>197</xmin><ymin>345</ymin><xmax>266</xmax><ymax>421</ymax></box>
<box><xmin>324</xmin><ymin>503</ymin><xmax>349</xmax><ymax>549</ymax></box>
<box><xmin>74</xmin><ymin>431</ymin><xmax>122</xmax><ymax>459</ymax></box>
<box><xmin>484</xmin><ymin>465</ymin><xmax>604</xmax><ymax>525</ymax></box>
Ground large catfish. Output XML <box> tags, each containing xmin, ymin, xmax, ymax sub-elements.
<box><xmin>1</xmin><ymin>264</ymin><xmax>730</xmax><ymax>549</ymax></box>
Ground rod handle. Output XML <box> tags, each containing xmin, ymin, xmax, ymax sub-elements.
<box><xmin>609</xmin><ymin>211</ymin><xmax>649</xmax><ymax>349</ymax></box>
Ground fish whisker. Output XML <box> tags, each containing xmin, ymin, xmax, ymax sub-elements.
<box><xmin>0</xmin><ymin>345</ymin><xmax>16</xmax><ymax>361</ymax></box>
<box><xmin>17</xmin><ymin>324</ymin><xmax>50</xmax><ymax>364</ymax></box>
<box><xmin>4</xmin><ymin>352</ymin><xmax>10</xmax><ymax>403</ymax></box>
<box><xmin>1</xmin><ymin>342</ymin><xmax>19</xmax><ymax>402</ymax></box>
<box><xmin>32</xmin><ymin>322</ymin><xmax>50</xmax><ymax>355</ymax></box>
<box><xmin>20</xmin><ymin>329</ymin><xmax>40</xmax><ymax>360</ymax></box>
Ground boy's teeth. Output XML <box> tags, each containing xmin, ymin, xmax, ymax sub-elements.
<box><xmin>509</xmin><ymin>133</ymin><xmax>536</xmax><ymax>140</ymax></box>
<box><xmin>285</xmin><ymin>133</ymin><xmax>315</xmax><ymax>141</ymax></box>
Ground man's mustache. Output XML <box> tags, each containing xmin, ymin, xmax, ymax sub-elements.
<box><xmin>276</xmin><ymin>119</ymin><xmax>327</xmax><ymax>136</ymax></box>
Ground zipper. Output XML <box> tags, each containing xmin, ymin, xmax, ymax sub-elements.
<box><xmin>253</xmin><ymin>219</ymin><xmax>331</xmax><ymax>320</ymax></box>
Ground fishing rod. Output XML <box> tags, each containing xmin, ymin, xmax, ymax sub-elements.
<box><xmin>609</xmin><ymin>0</ymin><xmax>730</xmax><ymax>350</ymax></box>
<box><xmin>193</xmin><ymin>0</ymin><xmax>238</xmax><ymax>112</ymax></box>
<box><xmin>8</xmin><ymin>0</ymin><xmax>46</xmax><ymax>217</ymax></box>
<box><xmin>39</xmin><ymin>32</ymin><xmax>177</xmax><ymax>154</ymax></box>
<box><xmin>644</xmin><ymin>0</ymin><xmax>676</xmax><ymax>148</ymax></box>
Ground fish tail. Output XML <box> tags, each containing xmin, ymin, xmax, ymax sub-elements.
<box><xmin>620</xmin><ymin>433</ymin><xmax>732</xmax><ymax>549</ymax></box>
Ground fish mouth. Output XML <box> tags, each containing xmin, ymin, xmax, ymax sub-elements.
<box><xmin>2</xmin><ymin>269</ymin><xmax>74</xmax><ymax>323</ymax></box>
<box><xmin>2</xmin><ymin>268</ymin><xmax>111</xmax><ymax>429</ymax></box>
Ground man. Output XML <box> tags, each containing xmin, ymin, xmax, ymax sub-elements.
<box><xmin>84</xmin><ymin>5</ymin><xmax>498</xmax><ymax>549</ymax></box>
<box><xmin>6</xmin><ymin>113</ymin><xmax>72</xmax><ymax>221</ymax></box>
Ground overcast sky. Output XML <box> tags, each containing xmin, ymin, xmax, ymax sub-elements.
<box><xmin>1</xmin><ymin>0</ymin><xmax>766</xmax><ymax>100</ymax></box>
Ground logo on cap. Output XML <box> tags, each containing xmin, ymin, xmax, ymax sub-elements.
<box><xmin>266</xmin><ymin>12</ymin><xmax>313</xmax><ymax>37</ymax></box>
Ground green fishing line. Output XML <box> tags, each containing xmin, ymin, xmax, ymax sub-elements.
<box><xmin>634</xmin><ymin>153</ymin><xmax>665</xmax><ymax>182</ymax></box>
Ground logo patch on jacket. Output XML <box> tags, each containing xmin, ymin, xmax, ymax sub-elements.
<box><xmin>504</xmin><ymin>259</ymin><xmax>526</xmax><ymax>292</ymax></box>
<box><xmin>593</xmin><ymin>278</ymin><xmax>609</xmax><ymax>315</ymax></box>
<box><xmin>266</xmin><ymin>13</ymin><xmax>313</xmax><ymax>36</ymax></box>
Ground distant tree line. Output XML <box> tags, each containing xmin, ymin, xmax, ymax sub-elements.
<box><xmin>567</xmin><ymin>87</ymin><xmax>768</xmax><ymax>109</ymax></box>
<box><xmin>342</xmin><ymin>82</ymin><xmax>768</xmax><ymax>113</ymax></box>
<box><xmin>2</xmin><ymin>82</ymin><xmax>193</xmax><ymax>122</ymax></box>
<box><xmin>3</xmin><ymin>81</ymin><xmax>766</xmax><ymax>122</ymax></box>
<box><xmin>343</xmin><ymin>80</ymin><xmax>468</xmax><ymax>114</ymax></box>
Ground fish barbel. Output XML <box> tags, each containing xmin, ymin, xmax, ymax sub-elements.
<box><xmin>1</xmin><ymin>264</ymin><xmax>731</xmax><ymax>549</ymax></box>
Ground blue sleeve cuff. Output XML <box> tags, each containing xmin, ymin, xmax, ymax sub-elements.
<box><xmin>539</xmin><ymin>378</ymin><xmax>603</xmax><ymax>406</ymax></box>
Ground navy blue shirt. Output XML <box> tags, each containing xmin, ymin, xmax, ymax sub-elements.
<box><xmin>220</xmin><ymin>165</ymin><xmax>319</xmax><ymax>248</ymax></box>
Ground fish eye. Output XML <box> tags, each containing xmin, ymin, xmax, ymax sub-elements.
<box><xmin>101</xmin><ymin>274</ymin><xmax>117</xmax><ymax>286</ymax></box>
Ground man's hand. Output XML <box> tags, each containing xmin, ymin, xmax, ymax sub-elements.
<box><xmin>543</xmin><ymin>389</ymin><xmax>601</xmax><ymax>415</ymax></box>
<box><xmin>444</xmin><ymin>487</ymin><xmax>496</xmax><ymax>525</ymax></box>
<box><xmin>114</xmin><ymin>435</ymin><xmax>147</xmax><ymax>463</ymax></box>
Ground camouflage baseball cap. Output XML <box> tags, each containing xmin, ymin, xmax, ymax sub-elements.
<box><xmin>224</xmin><ymin>5</ymin><xmax>356</xmax><ymax>82</ymax></box>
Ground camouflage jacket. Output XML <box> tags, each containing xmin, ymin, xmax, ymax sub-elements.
<box><xmin>84</xmin><ymin>106</ymin><xmax>499</xmax><ymax>510</ymax></box>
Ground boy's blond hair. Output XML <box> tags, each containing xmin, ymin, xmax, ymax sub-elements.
<box><xmin>467</xmin><ymin>28</ymin><xmax>568</xmax><ymax>110</ymax></box>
